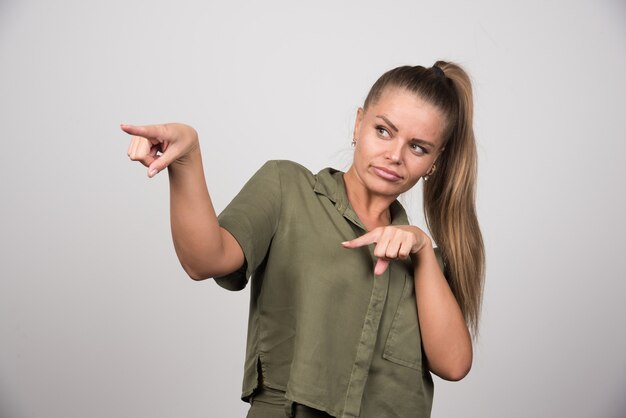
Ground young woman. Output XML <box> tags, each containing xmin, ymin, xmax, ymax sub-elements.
<box><xmin>122</xmin><ymin>61</ymin><xmax>485</xmax><ymax>418</ymax></box>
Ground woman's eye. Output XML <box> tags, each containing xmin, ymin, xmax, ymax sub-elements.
<box><xmin>410</xmin><ymin>143</ymin><xmax>427</xmax><ymax>155</ymax></box>
<box><xmin>376</xmin><ymin>126</ymin><xmax>390</xmax><ymax>138</ymax></box>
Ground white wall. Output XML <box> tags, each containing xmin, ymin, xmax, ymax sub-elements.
<box><xmin>1</xmin><ymin>1</ymin><xmax>625</xmax><ymax>417</ymax></box>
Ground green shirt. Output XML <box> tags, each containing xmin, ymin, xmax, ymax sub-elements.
<box><xmin>216</xmin><ymin>160</ymin><xmax>435</xmax><ymax>418</ymax></box>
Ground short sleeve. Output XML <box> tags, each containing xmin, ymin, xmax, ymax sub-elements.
<box><xmin>214</xmin><ymin>161</ymin><xmax>282</xmax><ymax>291</ymax></box>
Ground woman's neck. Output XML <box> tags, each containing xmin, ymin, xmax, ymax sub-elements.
<box><xmin>343</xmin><ymin>168</ymin><xmax>396</xmax><ymax>230</ymax></box>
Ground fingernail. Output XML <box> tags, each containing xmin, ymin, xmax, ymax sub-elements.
<box><xmin>149</xmin><ymin>168</ymin><xmax>158</xmax><ymax>177</ymax></box>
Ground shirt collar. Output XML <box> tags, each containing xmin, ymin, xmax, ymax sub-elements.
<box><xmin>313</xmin><ymin>167</ymin><xmax>409</xmax><ymax>229</ymax></box>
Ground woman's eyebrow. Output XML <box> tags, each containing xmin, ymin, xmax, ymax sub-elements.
<box><xmin>411</xmin><ymin>138</ymin><xmax>436</xmax><ymax>150</ymax></box>
<box><xmin>376</xmin><ymin>114</ymin><xmax>436</xmax><ymax>148</ymax></box>
<box><xmin>376</xmin><ymin>115</ymin><xmax>399</xmax><ymax>132</ymax></box>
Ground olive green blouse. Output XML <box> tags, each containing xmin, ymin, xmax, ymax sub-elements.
<box><xmin>216</xmin><ymin>160</ymin><xmax>435</xmax><ymax>418</ymax></box>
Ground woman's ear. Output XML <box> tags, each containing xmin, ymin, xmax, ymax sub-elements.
<box><xmin>353</xmin><ymin>107</ymin><xmax>364</xmax><ymax>141</ymax></box>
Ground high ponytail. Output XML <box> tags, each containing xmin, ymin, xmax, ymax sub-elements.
<box><xmin>424</xmin><ymin>61</ymin><xmax>485</xmax><ymax>336</ymax></box>
<box><xmin>363</xmin><ymin>62</ymin><xmax>486</xmax><ymax>335</ymax></box>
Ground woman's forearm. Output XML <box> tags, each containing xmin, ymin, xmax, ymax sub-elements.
<box><xmin>167</xmin><ymin>148</ymin><xmax>244</xmax><ymax>280</ymax></box>
<box><xmin>123</xmin><ymin>123</ymin><xmax>244</xmax><ymax>280</ymax></box>
<box><xmin>413</xmin><ymin>246</ymin><xmax>472</xmax><ymax>381</ymax></box>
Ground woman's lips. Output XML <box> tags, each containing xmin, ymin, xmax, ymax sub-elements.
<box><xmin>372</xmin><ymin>166</ymin><xmax>403</xmax><ymax>181</ymax></box>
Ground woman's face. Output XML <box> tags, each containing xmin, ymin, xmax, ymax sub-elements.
<box><xmin>351</xmin><ymin>87</ymin><xmax>447</xmax><ymax>198</ymax></box>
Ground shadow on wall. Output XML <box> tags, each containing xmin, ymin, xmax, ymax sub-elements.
<box><xmin>609</xmin><ymin>373</ymin><xmax>626</xmax><ymax>418</ymax></box>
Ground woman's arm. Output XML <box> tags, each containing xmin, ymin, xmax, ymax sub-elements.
<box><xmin>411</xmin><ymin>238</ymin><xmax>472</xmax><ymax>381</ymax></box>
<box><xmin>122</xmin><ymin>123</ymin><xmax>244</xmax><ymax>280</ymax></box>
<box><xmin>342</xmin><ymin>226</ymin><xmax>472</xmax><ymax>381</ymax></box>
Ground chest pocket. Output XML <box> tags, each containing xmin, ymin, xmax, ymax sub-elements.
<box><xmin>382</xmin><ymin>274</ymin><xmax>423</xmax><ymax>370</ymax></box>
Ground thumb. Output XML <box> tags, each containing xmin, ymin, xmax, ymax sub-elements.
<box><xmin>147</xmin><ymin>161</ymin><xmax>161</xmax><ymax>178</ymax></box>
<box><xmin>146</xmin><ymin>144</ymin><xmax>182</xmax><ymax>177</ymax></box>
<box><xmin>147</xmin><ymin>155</ymin><xmax>170</xmax><ymax>178</ymax></box>
<box><xmin>374</xmin><ymin>258</ymin><xmax>390</xmax><ymax>276</ymax></box>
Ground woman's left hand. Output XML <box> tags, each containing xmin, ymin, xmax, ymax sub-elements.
<box><xmin>341</xmin><ymin>226</ymin><xmax>431</xmax><ymax>275</ymax></box>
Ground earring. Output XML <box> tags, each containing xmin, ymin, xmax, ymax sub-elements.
<box><xmin>423</xmin><ymin>164</ymin><xmax>436</xmax><ymax>181</ymax></box>
<box><xmin>351</xmin><ymin>138</ymin><xmax>357</xmax><ymax>147</ymax></box>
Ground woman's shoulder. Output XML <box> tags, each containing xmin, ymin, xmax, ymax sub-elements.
<box><xmin>264</xmin><ymin>159</ymin><xmax>312</xmax><ymax>173</ymax></box>
<box><xmin>258</xmin><ymin>160</ymin><xmax>317</xmax><ymax>184</ymax></box>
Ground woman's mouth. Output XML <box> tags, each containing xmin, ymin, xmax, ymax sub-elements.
<box><xmin>372</xmin><ymin>166</ymin><xmax>403</xmax><ymax>181</ymax></box>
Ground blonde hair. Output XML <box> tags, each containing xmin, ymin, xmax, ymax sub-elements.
<box><xmin>364</xmin><ymin>61</ymin><xmax>486</xmax><ymax>335</ymax></box>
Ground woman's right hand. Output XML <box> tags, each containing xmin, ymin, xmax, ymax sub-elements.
<box><xmin>121</xmin><ymin>123</ymin><xmax>199</xmax><ymax>177</ymax></box>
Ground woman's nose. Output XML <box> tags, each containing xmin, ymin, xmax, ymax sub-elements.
<box><xmin>386</xmin><ymin>141</ymin><xmax>404</xmax><ymax>164</ymax></box>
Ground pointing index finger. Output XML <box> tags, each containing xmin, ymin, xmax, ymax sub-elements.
<box><xmin>120</xmin><ymin>123</ymin><xmax>170</xmax><ymax>142</ymax></box>
<box><xmin>341</xmin><ymin>230</ymin><xmax>380</xmax><ymax>249</ymax></box>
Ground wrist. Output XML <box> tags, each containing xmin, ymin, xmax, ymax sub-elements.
<box><xmin>169</xmin><ymin>144</ymin><xmax>202</xmax><ymax>169</ymax></box>
<box><xmin>409</xmin><ymin>231</ymin><xmax>433</xmax><ymax>261</ymax></box>
<box><xmin>416</xmin><ymin>231</ymin><xmax>432</xmax><ymax>254</ymax></box>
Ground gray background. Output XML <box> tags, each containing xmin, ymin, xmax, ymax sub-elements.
<box><xmin>1</xmin><ymin>0</ymin><xmax>625</xmax><ymax>417</ymax></box>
